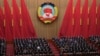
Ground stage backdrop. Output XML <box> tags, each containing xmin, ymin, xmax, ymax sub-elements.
<box><xmin>0</xmin><ymin>0</ymin><xmax>100</xmax><ymax>39</ymax></box>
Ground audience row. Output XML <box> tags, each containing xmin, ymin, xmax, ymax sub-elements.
<box><xmin>14</xmin><ymin>38</ymin><xmax>54</xmax><ymax>56</ymax></box>
<box><xmin>0</xmin><ymin>36</ymin><xmax>100</xmax><ymax>56</ymax></box>
<box><xmin>0</xmin><ymin>39</ymin><xmax>6</xmax><ymax>56</ymax></box>
<box><xmin>52</xmin><ymin>36</ymin><xmax>100</xmax><ymax>56</ymax></box>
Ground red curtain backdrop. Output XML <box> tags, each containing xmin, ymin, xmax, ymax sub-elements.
<box><xmin>12</xmin><ymin>0</ymin><xmax>21</xmax><ymax>38</ymax></box>
<box><xmin>21</xmin><ymin>0</ymin><xmax>37</xmax><ymax>38</ymax></box>
<box><xmin>88</xmin><ymin>0</ymin><xmax>96</xmax><ymax>36</ymax></box>
<box><xmin>97</xmin><ymin>4</ymin><xmax>100</xmax><ymax>36</ymax></box>
<box><xmin>73</xmin><ymin>0</ymin><xmax>81</xmax><ymax>36</ymax></box>
<box><xmin>4</xmin><ymin>0</ymin><xmax>13</xmax><ymax>41</ymax></box>
<box><xmin>81</xmin><ymin>0</ymin><xmax>89</xmax><ymax>38</ymax></box>
<box><xmin>59</xmin><ymin>0</ymin><xmax>73</xmax><ymax>37</ymax></box>
<box><xmin>0</xmin><ymin>7</ymin><xmax>5</xmax><ymax>38</ymax></box>
<box><xmin>21</xmin><ymin>0</ymin><xmax>30</xmax><ymax>38</ymax></box>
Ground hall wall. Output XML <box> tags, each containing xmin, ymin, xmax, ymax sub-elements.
<box><xmin>0</xmin><ymin>0</ymin><xmax>100</xmax><ymax>39</ymax></box>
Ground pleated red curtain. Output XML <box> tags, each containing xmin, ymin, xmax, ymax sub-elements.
<box><xmin>88</xmin><ymin>0</ymin><xmax>96</xmax><ymax>36</ymax></box>
<box><xmin>81</xmin><ymin>0</ymin><xmax>89</xmax><ymax>38</ymax></box>
<box><xmin>0</xmin><ymin>7</ymin><xmax>5</xmax><ymax>38</ymax></box>
<box><xmin>21</xmin><ymin>0</ymin><xmax>37</xmax><ymax>38</ymax></box>
<box><xmin>59</xmin><ymin>0</ymin><xmax>73</xmax><ymax>37</ymax></box>
<box><xmin>97</xmin><ymin>4</ymin><xmax>100</xmax><ymax>36</ymax></box>
<box><xmin>73</xmin><ymin>0</ymin><xmax>81</xmax><ymax>36</ymax></box>
<box><xmin>12</xmin><ymin>0</ymin><xmax>21</xmax><ymax>38</ymax></box>
<box><xmin>4</xmin><ymin>0</ymin><xmax>13</xmax><ymax>42</ymax></box>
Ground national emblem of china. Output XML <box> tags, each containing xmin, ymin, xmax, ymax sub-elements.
<box><xmin>38</xmin><ymin>2</ymin><xmax>58</xmax><ymax>24</ymax></box>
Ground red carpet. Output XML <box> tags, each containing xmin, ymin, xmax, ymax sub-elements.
<box><xmin>48</xmin><ymin>40</ymin><xmax>59</xmax><ymax>56</ymax></box>
<box><xmin>6</xmin><ymin>44</ymin><xmax>14</xmax><ymax>56</ymax></box>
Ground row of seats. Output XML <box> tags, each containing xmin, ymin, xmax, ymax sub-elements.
<box><xmin>0</xmin><ymin>36</ymin><xmax>100</xmax><ymax>56</ymax></box>
<box><xmin>14</xmin><ymin>38</ymin><xmax>54</xmax><ymax>56</ymax></box>
<box><xmin>89</xmin><ymin>36</ymin><xmax>100</xmax><ymax>47</ymax></box>
<box><xmin>0</xmin><ymin>39</ymin><xmax>6</xmax><ymax>56</ymax></box>
<box><xmin>52</xmin><ymin>36</ymin><xmax>100</xmax><ymax>56</ymax></box>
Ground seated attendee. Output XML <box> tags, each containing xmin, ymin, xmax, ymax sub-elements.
<box><xmin>52</xmin><ymin>36</ymin><xmax>99</xmax><ymax>56</ymax></box>
<box><xmin>0</xmin><ymin>39</ymin><xmax>6</xmax><ymax>56</ymax></box>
